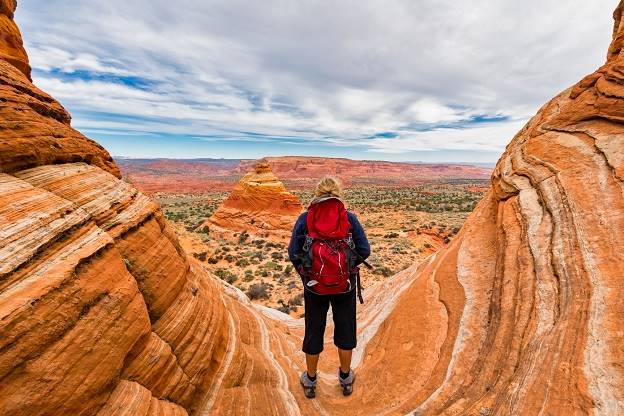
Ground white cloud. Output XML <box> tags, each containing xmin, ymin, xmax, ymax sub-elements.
<box><xmin>28</xmin><ymin>45</ymin><xmax>132</xmax><ymax>76</ymax></box>
<box><xmin>14</xmin><ymin>0</ymin><xmax>617</xmax><ymax>160</ymax></box>
<box><xmin>366</xmin><ymin>120</ymin><xmax>528</xmax><ymax>153</ymax></box>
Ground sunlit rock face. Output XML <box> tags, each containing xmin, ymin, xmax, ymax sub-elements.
<box><xmin>203</xmin><ymin>161</ymin><xmax>303</xmax><ymax>242</ymax></box>
<box><xmin>0</xmin><ymin>4</ymin><xmax>293</xmax><ymax>415</ymax></box>
<box><xmin>1</xmin><ymin>1</ymin><xmax>624</xmax><ymax>415</ymax></box>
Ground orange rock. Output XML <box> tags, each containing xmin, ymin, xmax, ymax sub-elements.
<box><xmin>203</xmin><ymin>161</ymin><xmax>303</xmax><ymax>242</ymax></box>
<box><xmin>0</xmin><ymin>3</ymin><xmax>118</xmax><ymax>177</ymax></box>
<box><xmin>0</xmin><ymin>0</ymin><xmax>30</xmax><ymax>79</ymax></box>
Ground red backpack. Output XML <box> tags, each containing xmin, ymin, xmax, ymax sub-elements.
<box><xmin>300</xmin><ymin>198</ymin><xmax>360</xmax><ymax>298</ymax></box>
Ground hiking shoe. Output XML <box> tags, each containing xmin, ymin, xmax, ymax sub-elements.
<box><xmin>339</xmin><ymin>369</ymin><xmax>355</xmax><ymax>396</ymax></box>
<box><xmin>300</xmin><ymin>372</ymin><xmax>317</xmax><ymax>398</ymax></box>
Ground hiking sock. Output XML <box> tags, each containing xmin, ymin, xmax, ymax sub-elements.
<box><xmin>307</xmin><ymin>372</ymin><xmax>317</xmax><ymax>382</ymax></box>
<box><xmin>339</xmin><ymin>369</ymin><xmax>350</xmax><ymax>380</ymax></box>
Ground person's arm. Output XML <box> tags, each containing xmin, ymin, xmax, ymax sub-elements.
<box><xmin>288</xmin><ymin>213</ymin><xmax>307</xmax><ymax>272</ymax></box>
<box><xmin>348</xmin><ymin>212</ymin><xmax>370</xmax><ymax>262</ymax></box>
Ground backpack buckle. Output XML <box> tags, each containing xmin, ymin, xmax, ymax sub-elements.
<box><xmin>344</xmin><ymin>233</ymin><xmax>355</xmax><ymax>250</ymax></box>
<box><xmin>303</xmin><ymin>235</ymin><xmax>313</xmax><ymax>252</ymax></box>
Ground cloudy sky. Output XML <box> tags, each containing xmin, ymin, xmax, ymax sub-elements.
<box><xmin>16</xmin><ymin>0</ymin><xmax>616</xmax><ymax>162</ymax></box>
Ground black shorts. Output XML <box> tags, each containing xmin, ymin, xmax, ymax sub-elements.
<box><xmin>302</xmin><ymin>288</ymin><xmax>357</xmax><ymax>355</ymax></box>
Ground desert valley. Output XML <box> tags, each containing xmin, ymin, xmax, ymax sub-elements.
<box><xmin>118</xmin><ymin>157</ymin><xmax>490</xmax><ymax>315</ymax></box>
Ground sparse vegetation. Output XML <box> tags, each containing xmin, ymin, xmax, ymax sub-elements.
<box><xmin>247</xmin><ymin>283</ymin><xmax>270</xmax><ymax>300</ymax></box>
<box><xmin>154</xmin><ymin>180</ymin><xmax>488</xmax><ymax>314</ymax></box>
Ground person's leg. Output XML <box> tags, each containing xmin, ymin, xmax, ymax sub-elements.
<box><xmin>305</xmin><ymin>352</ymin><xmax>320</xmax><ymax>378</ymax></box>
<box><xmin>331</xmin><ymin>289</ymin><xmax>357</xmax><ymax>355</ymax></box>
<box><xmin>331</xmin><ymin>290</ymin><xmax>357</xmax><ymax>395</ymax></box>
<box><xmin>337</xmin><ymin>348</ymin><xmax>352</xmax><ymax>374</ymax></box>
<box><xmin>302</xmin><ymin>289</ymin><xmax>330</xmax><ymax>376</ymax></box>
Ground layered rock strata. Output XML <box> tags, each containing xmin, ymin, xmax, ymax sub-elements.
<box><xmin>1</xmin><ymin>1</ymin><xmax>624</xmax><ymax>415</ymax></box>
<box><xmin>203</xmin><ymin>161</ymin><xmax>303</xmax><ymax>242</ymax></box>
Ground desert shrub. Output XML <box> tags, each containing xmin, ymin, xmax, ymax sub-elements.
<box><xmin>384</xmin><ymin>232</ymin><xmax>400</xmax><ymax>239</ymax></box>
<box><xmin>224</xmin><ymin>254</ymin><xmax>235</xmax><ymax>263</ymax></box>
<box><xmin>207</xmin><ymin>256</ymin><xmax>220</xmax><ymax>264</ymax></box>
<box><xmin>288</xmin><ymin>293</ymin><xmax>303</xmax><ymax>307</ymax></box>
<box><xmin>193</xmin><ymin>251</ymin><xmax>207</xmax><ymax>261</ymax></box>
<box><xmin>265</xmin><ymin>241</ymin><xmax>284</xmax><ymax>250</ymax></box>
<box><xmin>263</xmin><ymin>261</ymin><xmax>283</xmax><ymax>271</ymax></box>
<box><xmin>214</xmin><ymin>268</ymin><xmax>238</xmax><ymax>284</ymax></box>
<box><xmin>198</xmin><ymin>226</ymin><xmax>210</xmax><ymax>234</ymax></box>
<box><xmin>236</xmin><ymin>258</ymin><xmax>250</xmax><ymax>267</ymax></box>
<box><xmin>244</xmin><ymin>269</ymin><xmax>254</xmax><ymax>281</ymax></box>
<box><xmin>251</xmin><ymin>252</ymin><xmax>265</xmax><ymax>261</ymax></box>
<box><xmin>238</xmin><ymin>230</ymin><xmax>249</xmax><ymax>244</ymax></box>
<box><xmin>277</xmin><ymin>305</ymin><xmax>291</xmax><ymax>314</ymax></box>
<box><xmin>374</xmin><ymin>266</ymin><xmax>394</xmax><ymax>278</ymax></box>
<box><xmin>247</xmin><ymin>283</ymin><xmax>270</xmax><ymax>300</ymax></box>
<box><xmin>284</xmin><ymin>264</ymin><xmax>293</xmax><ymax>275</ymax></box>
<box><xmin>423</xmin><ymin>243</ymin><xmax>433</xmax><ymax>249</ymax></box>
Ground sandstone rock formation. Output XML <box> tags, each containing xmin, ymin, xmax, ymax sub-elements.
<box><xmin>202</xmin><ymin>161</ymin><xmax>303</xmax><ymax>242</ymax></box>
<box><xmin>1</xmin><ymin>1</ymin><xmax>624</xmax><ymax>415</ymax></box>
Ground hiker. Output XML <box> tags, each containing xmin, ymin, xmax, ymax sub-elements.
<box><xmin>288</xmin><ymin>176</ymin><xmax>370</xmax><ymax>399</ymax></box>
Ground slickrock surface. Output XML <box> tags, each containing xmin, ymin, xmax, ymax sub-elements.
<box><xmin>202</xmin><ymin>161</ymin><xmax>303</xmax><ymax>242</ymax></box>
<box><xmin>1</xmin><ymin>1</ymin><xmax>624</xmax><ymax>415</ymax></box>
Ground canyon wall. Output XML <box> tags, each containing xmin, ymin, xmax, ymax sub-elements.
<box><xmin>1</xmin><ymin>1</ymin><xmax>623</xmax><ymax>415</ymax></box>
<box><xmin>0</xmin><ymin>2</ymin><xmax>295</xmax><ymax>414</ymax></box>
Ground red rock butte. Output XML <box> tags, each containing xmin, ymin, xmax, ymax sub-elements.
<box><xmin>0</xmin><ymin>1</ymin><xmax>623</xmax><ymax>415</ymax></box>
<box><xmin>202</xmin><ymin>161</ymin><xmax>303</xmax><ymax>242</ymax></box>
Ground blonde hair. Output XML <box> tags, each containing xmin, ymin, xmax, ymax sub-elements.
<box><xmin>314</xmin><ymin>176</ymin><xmax>343</xmax><ymax>198</ymax></box>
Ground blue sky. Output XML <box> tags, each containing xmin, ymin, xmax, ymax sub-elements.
<box><xmin>15</xmin><ymin>0</ymin><xmax>615</xmax><ymax>162</ymax></box>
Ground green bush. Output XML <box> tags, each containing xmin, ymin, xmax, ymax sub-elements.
<box><xmin>374</xmin><ymin>266</ymin><xmax>394</xmax><ymax>278</ymax></box>
<box><xmin>214</xmin><ymin>268</ymin><xmax>238</xmax><ymax>284</ymax></box>
<box><xmin>236</xmin><ymin>258</ymin><xmax>250</xmax><ymax>267</ymax></box>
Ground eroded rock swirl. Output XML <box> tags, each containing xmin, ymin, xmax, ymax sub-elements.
<box><xmin>0</xmin><ymin>0</ymin><xmax>623</xmax><ymax>415</ymax></box>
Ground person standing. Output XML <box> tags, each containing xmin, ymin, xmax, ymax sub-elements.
<box><xmin>288</xmin><ymin>176</ymin><xmax>370</xmax><ymax>398</ymax></box>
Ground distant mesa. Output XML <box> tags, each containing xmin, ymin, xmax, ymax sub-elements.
<box><xmin>201</xmin><ymin>160</ymin><xmax>303</xmax><ymax>242</ymax></box>
<box><xmin>116</xmin><ymin>156</ymin><xmax>492</xmax><ymax>194</ymax></box>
